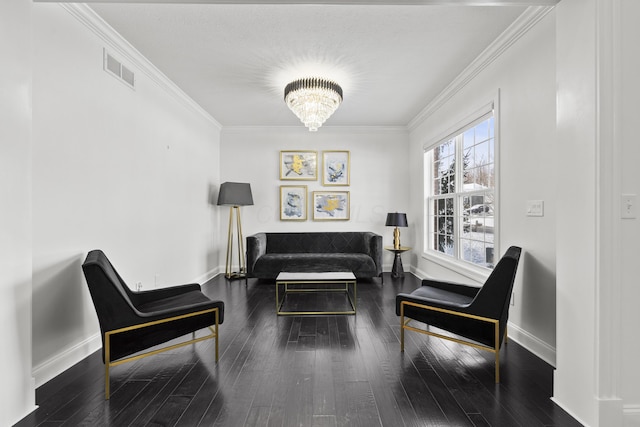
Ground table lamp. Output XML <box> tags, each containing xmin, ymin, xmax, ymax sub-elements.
<box><xmin>217</xmin><ymin>182</ymin><xmax>253</xmax><ymax>279</ymax></box>
<box><xmin>385</xmin><ymin>212</ymin><xmax>408</xmax><ymax>250</ymax></box>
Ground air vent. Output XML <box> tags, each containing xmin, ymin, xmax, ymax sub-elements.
<box><xmin>103</xmin><ymin>48</ymin><xmax>135</xmax><ymax>89</ymax></box>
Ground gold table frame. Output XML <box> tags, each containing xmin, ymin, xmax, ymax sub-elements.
<box><xmin>275</xmin><ymin>272</ymin><xmax>357</xmax><ymax>315</ymax></box>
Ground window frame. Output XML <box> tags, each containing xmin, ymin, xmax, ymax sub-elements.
<box><xmin>422</xmin><ymin>99</ymin><xmax>499</xmax><ymax>282</ymax></box>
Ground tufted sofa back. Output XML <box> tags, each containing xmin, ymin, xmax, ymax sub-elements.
<box><xmin>266</xmin><ymin>232</ymin><xmax>370</xmax><ymax>254</ymax></box>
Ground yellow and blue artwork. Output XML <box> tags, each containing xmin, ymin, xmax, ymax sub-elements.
<box><xmin>322</xmin><ymin>151</ymin><xmax>350</xmax><ymax>186</ymax></box>
<box><xmin>313</xmin><ymin>191</ymin><xmax>350</xmax><ymax>220</ymax></box>
<box><xmin>280</xmin><ymin>185</ymin><xmax>307</xmax><ymax>220</ymax></box>
<box><xmin>280</xmin><ymin>151</ymin><xmax>317</xmax><ymax>180</ymax></box>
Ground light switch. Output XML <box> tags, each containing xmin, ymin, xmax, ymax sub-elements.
<box><xmin>621</xmin><ymin>194</ymin><xmax>637</xmax><ymax>219</ymax></box>
<box><xmin>526</xmin><ymin>200</ymin><xmax>544</xmax><ymax>217</ymax></box>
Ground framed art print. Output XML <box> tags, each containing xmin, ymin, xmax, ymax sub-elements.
<box><xmin>322</xmin><ymin>150</ymin><xmax>350</xmax><ymax>186</ymax></box>
<box><xmin>313</xmin><ymin>191</ymin><xmax>350</xmax><ymax>220</ymax></box>
<box><xmin>280</xmin><ymin>185</ymin><xmax>307</xmax><ymax>221</ymax></box>
<box><xmin>280</xmin><ymin>150</ymin><xmax>317</xmax><ymax>180</ymax></box>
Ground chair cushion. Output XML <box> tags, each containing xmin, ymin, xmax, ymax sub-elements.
<box><xmin>137</xmin><ymin>290</ymin><xmax>214</xmax><ymax>313</ymax></box>
<box><xmin>409</xmin><ymin>285</ymin><xmax>475</xmax><ymax>307</ymax></box>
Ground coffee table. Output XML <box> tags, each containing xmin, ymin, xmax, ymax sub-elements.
<box><xmin>275</xmin><ymin>272</ymin><xmax>357</xmax><ymax>315</ymax></box>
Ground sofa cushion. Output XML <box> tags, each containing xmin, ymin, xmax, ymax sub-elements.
<box><xmin>252</xmin><ymin>253</ymin><xmax>377</xmax><ymax>278</ymax></box>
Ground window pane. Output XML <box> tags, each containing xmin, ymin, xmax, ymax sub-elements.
<box><xmin>425</xmin><ymin>113</ymin><xmax>495</xmax><ymax>268</ymax></box>
<box><xmin>475</xmin><ymin>141</ymin><xmax>489</xmax><ymax>166</ymax></box>
<box><xmin>475</xmin><ymin>120</ymin><xmax>489</xmax><ymax>141</ymax></box>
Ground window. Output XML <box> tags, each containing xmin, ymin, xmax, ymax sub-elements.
<box><xmin>424</xmin><ymin>112</ymin><xmax>496</xmax><ymax>269</ymax></box>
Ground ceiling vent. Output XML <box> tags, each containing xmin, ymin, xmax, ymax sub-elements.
<box><xmin>103</xmin><ymin>48</ymin><xmax>135</xmax><ymax>89</ymax></box>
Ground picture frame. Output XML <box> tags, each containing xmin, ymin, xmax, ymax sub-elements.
<box><xmin>322</xmin><ymin>150</ymin><xmax>350</xmax><ymax>186</ymax></box>
<box><xmin>280</xmin><ymin>150</ymin><xmax>317</xmax><ymax>180</ymax></box>
<box><xmin>313</xmin><ymin>191</ymin><xmax>350</xmax><ymax>221</ymax></box>
<box><xmin>280</xmin><ymin>185</ymin><xmax>307</xmax><ymax>221</ymax></box>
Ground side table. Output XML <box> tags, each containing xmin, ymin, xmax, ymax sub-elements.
<box><xmin>384</xmin><ymin>246</ymin><xmax>411</xmax><ymax>279</ymax></box>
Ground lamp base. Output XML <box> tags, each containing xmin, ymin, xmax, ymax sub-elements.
<box><xmin>224</xmin><ymin>271</ymin><xmax>246</xmax><ymax>280</ymax></box>
<box><xmin>224</xmin><ymin>206</ymin><xmax>247</xmax><ymax>283</ymax></box>
<box><xmin>393</xmin><ymin>227</ymin><xmax>401</xmax><ymax>250</ymax></box>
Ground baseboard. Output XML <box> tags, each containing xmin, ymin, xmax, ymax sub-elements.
<box><xmin>32</xmin><ymin>333</ymin><xmax>101</xmax><ymax>388</ymax></box>
<box><xmin>505</xmin><ymin>321</ymin><xmax>556</xmax><ymax>367</ymax></box>
<box><xmin>11</xmin><ymin>404</ymin><xmax>39</xmax><ymax>427</ymax></box>
<box><xmin>624</xmin><ymin>404</ymin><xmax>640</xmax><ymax>427</ymax></box>
<box><xmin>192</xmin><ymin>266</ymin><xmax>221</xmax><ymax>285</ymax></box>
<box><xmin>550</xmin><ymin>397</ymin><xmax>592</xmax><ymax>427</ymax></box>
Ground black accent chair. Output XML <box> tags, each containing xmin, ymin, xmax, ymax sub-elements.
<box><xmin>396</xmin><ymin>246</ymin><xmax>521</xmax><ymax>382</ymax></box>
<box><xmin>82</xmin><ymin>250</ymin><xmax>224</xmax><ymax>399</ymax></box>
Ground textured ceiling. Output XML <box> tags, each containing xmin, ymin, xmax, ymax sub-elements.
<box><xmin>87</xmin><ymin>2</ymin><xmax>530</xmax><ymax>128</ymax></box>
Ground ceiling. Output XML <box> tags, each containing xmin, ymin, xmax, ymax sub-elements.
<box><xmin>78</xmin><ymin>1</ymin><xmax>551</xmax><ymax>129</ymax></box>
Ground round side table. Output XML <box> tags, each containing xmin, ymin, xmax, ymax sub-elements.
<box><xmin>384</xmin><ymin>246</ymin><xmax>411</xmax><ymax>279</ymax></box>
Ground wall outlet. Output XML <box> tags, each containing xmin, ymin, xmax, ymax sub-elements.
<box><xmin>135</xmin><ymin>281</ymin><xmax>142</xmax><ymax>292</ymax></box>
<box><xmin>621</xmin><ymin>194</ymin><xmax>637</xmax><ymax>219</ymax></box>
<box><xmin>510</xmin><ymin>293</ymin><xmax>515</xmax><ymax>306</ymax></box>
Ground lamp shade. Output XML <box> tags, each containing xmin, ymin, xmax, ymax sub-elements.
<box><xmin>217</xmin><ymin>182</ymin><xmax>253</xmax><ymax>206</ymax></box>
<box><xmin>385</xmin><ymin>212</ymin><xmax>408</xmax><ymax>227</ymax></box>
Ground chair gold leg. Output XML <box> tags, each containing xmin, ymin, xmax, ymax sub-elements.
<box><xmin>400</xmin><ymin>305</ymin><xmax>405</xmax><ymax>352</ymax></box>
<box><xmin>105</xmin><ymin>364</ymin><xmax>110</xmax><ymax>400</ymax></box>
<box><xmin>215</xmin><ymin>310</ymin><xmax>219</xmax><ymax>362</ymax></box>
<box><xmin>105</xmin><ymin>334</ymin><xmax>111</xmax><ymax>400</ymax></box>
<box><xmin>495</xmin><ymin>322</ymin><xmax>500</xmax><ymax>383</ymax></box>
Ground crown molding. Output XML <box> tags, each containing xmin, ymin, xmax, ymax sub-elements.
<box><xmin>59</xmin><ymin>3</ymin><xmax>222</xmax><ymax>130</ymax></box>
<box><xmin>407</xmin><ymin>5</ymin><xmax>554</xmax><ymax>131</ymax></box>
<box><xmin>221</xmin><ymin>125</ymin><xmax>409</xmax><ymax>134</ymax></box>
<box><xmin>47</xmin><ymin>0</ymin><xmax>559</xmax><ymax>5</ymax></box>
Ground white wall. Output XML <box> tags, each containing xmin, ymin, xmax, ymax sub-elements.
<box><xmin>620</xmin><ymin>0</ymin><xmax>640</xmax><ymax>416</ymax></box>
<box><xmin>408</xmin><ymin>9</ymin><xmax>558</xmax><ymax>363</ymax></box>
<box><xmin>0</xmin><ymin>0</ymin><xmax>36</xmax><ymax>425</ymax></box>
<box><xmin>31</xmin><ymin>4</ymin><xmax>222</xmax><ymax>385</ymax></box>
<box><xmin>220</xmin><ymin>126</ymin><xmax>410</xmax><ymax>270</ymax></box>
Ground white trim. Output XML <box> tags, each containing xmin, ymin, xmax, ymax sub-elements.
<box><xmin>420</xmin><ymin>251</ymin><xmax>490</xmax><ymax>284</ymax></box>
<box><xmin>221</xmin><ymin>125</ymin><xmax>408</xmax><ymax>135</ymax></box>
<box><xmin>624</xmin><ymin>405</ymin><xmax>640</xmax><ymax>426</ymax></box>
<box><xmin>44</xmin><ymin>0</ymin><xmax>561</xmax><ymax>5</ymax></box>
<box><xmin>192</xmin><ymin>267</ymin><xmax>222</xmax><ymax>285</ymax></box>
<box><xmin>550</xmin><ymin>397</ymin><xmax>592</xmax><ymax>427</ymax></box>
<box><xmin>409</xmin><ymin>5</ymin><xmax>554</xmax><ymax>131</ymax></box>
<box><xmin>32</xmin><ymin>333</ymin><xmax>102</xmax><ymax>388</ymax></box>
<box><xmin>59</xmin><ymin>3</ymin><xmax>222</xmax><ymax>130</ymax></box>
<box><xmin>421</xmin><ymin>101</ymin><xmax>494</xmax><ymax>152</ymax></box>
<box><xmin>594</xmin><ymin>0</ymin><xmax>623</xmax><ymax>405</ymax></box>
<box><xmin>506</xmin><ymin>321</ymin><xmax>556</xmax><ymax>366</ymax></box>
<box><xmin>10</xmin><ymin>404</ymin><xmax>39</xmax><ymax>427</ymax></box>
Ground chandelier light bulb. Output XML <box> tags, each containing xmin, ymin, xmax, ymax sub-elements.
<box><xmin>284</xmin><ymin>77</ymin><xmax>343</xmax><ymax>131</ymax></box>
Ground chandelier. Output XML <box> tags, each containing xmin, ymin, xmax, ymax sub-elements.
<box><xmin>284</xmin><ymin>78</ymin><xmax>343</xmax><ymax>131</ymax></box>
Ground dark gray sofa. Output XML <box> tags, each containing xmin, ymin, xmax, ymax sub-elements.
<box><xmin>246</xmin><ymin>232</ymin><xmax>383</xmax><ymax>280</ymax></box>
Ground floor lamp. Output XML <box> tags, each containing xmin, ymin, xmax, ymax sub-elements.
<box><xmin>217</xmin><ymin>182</ymin><xmax>253</xmax><ymax>280</ymax></box>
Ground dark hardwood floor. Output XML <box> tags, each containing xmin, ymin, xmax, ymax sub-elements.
<box><xmin>16</xmin><ymin>273</ymin><xmax>582</xmax><ymax>427</ymax></box>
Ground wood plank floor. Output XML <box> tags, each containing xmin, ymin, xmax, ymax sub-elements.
<box><xmin>16</xmin><ymin>273</ymin><xmax>582</xmax><ymax>427</ymax></box>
